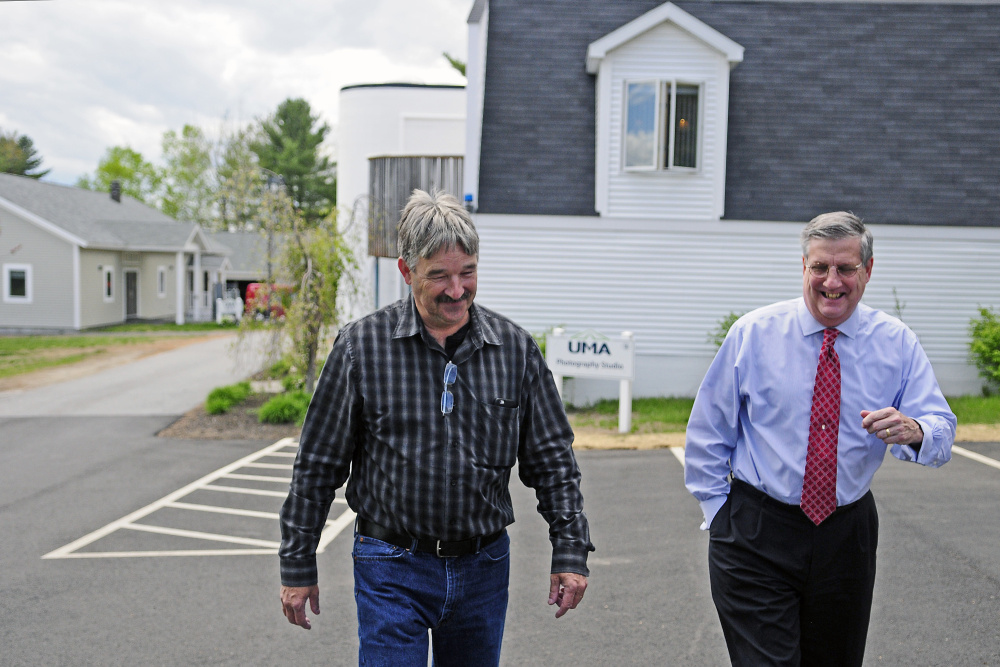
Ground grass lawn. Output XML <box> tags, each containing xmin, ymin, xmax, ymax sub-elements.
<box><xmin>0</xmin><ymin>322</ymin><xmax>234</xmax><ymax>379</ymax></box>
<box><xmin>570</xmin><ymin>394</ymin><xmax>999</xmax><ymax>433</ymax></box>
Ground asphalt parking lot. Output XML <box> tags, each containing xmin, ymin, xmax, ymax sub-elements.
<box><xmin>1</xmin><ymin>337</ymin><xmax>997</xmax><ymax>665</ymax></box>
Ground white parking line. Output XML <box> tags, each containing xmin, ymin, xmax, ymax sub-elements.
<box><xmin>42</xmin><ymin>437</ymin><xmax>356</xmax><ymax>560</ymax></box>
<box><xmin>123</xmin><ymin>523</ymin><xmax>281</xmax><ymax>548</ymax></box>
<box><xmin>222</xmin><ymin>473</ymin><xmax>291</xmax><ymax>483</ymax></box>
<box><xmin>670</xmin><ymin>446</ymin><xmax>685</xmax><ymax>466</ymax></box>
<box><xmin>202</xmin><ymin>484</ymin><xmax>291</xmax><ymax>498</ymax></box>
<box><xmin>243</xmin><ymin>462</ymin><xmax>294</xmax><ymax>470</ymax></box>
<box><xmin>953</xmin><ymin>445</ymin><xmax>1000</xmax><ymax>471</ymax></box>
<box><xmin>166</xmin><ymin>501</ymin><xmax>280</xmax><ymax>520</ymax></box>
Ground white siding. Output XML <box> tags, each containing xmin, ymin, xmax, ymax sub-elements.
<box><xmin>473</xmin><ymin>213</ymin><xmax>1000</xmax><ymax>400</ymax></box>
<box><xmin>79</xmin><ymin>249</ymin><xmax>123</xmax><ymax>328</ymax></box>
<box><xmin>599</xmin><ymin>23</ymin><xmax>731</xmax><ymax>220</ymax></box>
<box><xmin>139</xmin><ymin>252</ymin><xmax>177</xmax><ymax>319</ymax></box>
<box><xmin>0</xmin><ymin>209</ymin><xmax>75</xmax><ymax>329</ymax></box>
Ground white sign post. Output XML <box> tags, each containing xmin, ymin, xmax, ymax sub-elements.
<box><xmin>545</xmin><ymin>329</ymin><xmax>636</xmax><ymax>434</ymax></box>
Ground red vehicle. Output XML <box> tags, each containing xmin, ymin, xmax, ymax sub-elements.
<box><xmin>245</xmin><ymin>282</ymin><xmax>293</xmax><ymax>319</ymax></box>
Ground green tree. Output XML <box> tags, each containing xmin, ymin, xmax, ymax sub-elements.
<box><xmin>77</xmin><ymin>146</ymin><xmax>162</xmax><ymax>206</ymax></box>
<box><xmin>238</xmin><ymin>184</ymin><xmax>356</xmax><ymax>394</ymax></box>
<box><xmin>969</xmin><ymin>307</ymin><xmax>1000</xmax><ymax>393</ymax></box>
<box><xmin>216</xmin><ymin>123</ymin><xmax>268</xmax><ymax>232</ymax></box>
<box><xmin>160</xmin><ymin>124</ymin><xmax>215</xmax><ymax>226</ymax></box>
<box><xmin>252</xmin><ymin>98</ymin><xmax>336</xmax><ymax>225</ymax></box>
<box><xmin>0</xmin><ymin>130</ymin><xmax>50</xmax><ymax>179</ymax></box>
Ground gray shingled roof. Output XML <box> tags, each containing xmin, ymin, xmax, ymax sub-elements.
<box><xmin>0</xmin><ymin>172</ymin><xmax>220</xmax><ymax>250</ymax></box>
<box><xmin>477</xmin><ymin>0</ymin><xmax>1000</xmax><ymax>226</ymax></box>
<box><xmin>207</xmin><ymin>231</ymin><xmax>270</xmax><ymax>276</ymax></box>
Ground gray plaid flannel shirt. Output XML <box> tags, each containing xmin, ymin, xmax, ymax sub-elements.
<box><xmin>279</xmin><ymin>296</ymin><xmax>594</xmax><ymax>587</ymax></box>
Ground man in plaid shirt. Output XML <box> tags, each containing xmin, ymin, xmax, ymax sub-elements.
<box><xmin>279</xmin><ymin>190</ymin><xmax>594</xmax><ymax>665</ymax></box>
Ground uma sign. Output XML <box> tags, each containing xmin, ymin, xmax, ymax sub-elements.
<box><xmin>545</xmin><ymin>329</ymin><xmax>635</xmax><ymax>433</ymax></box>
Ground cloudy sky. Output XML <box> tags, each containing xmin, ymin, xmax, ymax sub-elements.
<box><xmin>0</xmin><ymin>0</ymin><xmax>470</xmax><ymax>185</ymax></box>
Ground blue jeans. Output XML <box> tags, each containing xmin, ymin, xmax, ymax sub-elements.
<box><xmin>353</xmin><ymin>531</ymin><xmax>510</xmax><ymax>667</ymax></box>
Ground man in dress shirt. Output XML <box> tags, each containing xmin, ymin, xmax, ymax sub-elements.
<box><xmin>685</xmin><ymin>211</ymin><xmax>956</xmax><ymax>666</ymax></box>
<box><xmin>278</xmin><ymin>189</ymin><xmax>593</xmax><ymax>665</ymax></box>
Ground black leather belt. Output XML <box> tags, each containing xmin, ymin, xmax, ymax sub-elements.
<box><xmin>356</xmin><ymin>517</ymin><xmax>503</xmax><ymax>558</ymax></box>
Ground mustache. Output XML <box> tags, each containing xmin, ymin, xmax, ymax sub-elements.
<box><xmin>436</xmin><ymin>291</ymin><xmax>472</xmax><ymax>304</ymax></box>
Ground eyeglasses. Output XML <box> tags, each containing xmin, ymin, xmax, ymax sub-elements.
<box><xmin>440</xmin><ymin>361</ymin><xmax>458</xmax><ymax>415</ymax></box>
<box><xmin>806</xmin><ymin>262</ymin><xmax>864</xmax><ymax>278</ymax></box>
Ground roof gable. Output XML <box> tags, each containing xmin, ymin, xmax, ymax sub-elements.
<box><xmin>586</xmin><ymin>2</ymin><xmax>743</xmax><ymax>73</ymax></box>
<box><xmin>0</xmin><ymin>172</ymin><xmax>215</xmax><ymax>249</ymax></box>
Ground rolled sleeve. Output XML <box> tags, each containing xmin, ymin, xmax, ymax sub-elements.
<box><xmin>278</xmin><ymin>333</ymin><xmax>359</xmax><ymax>587</ymax></box>
<box><xmin>517</xmin><ymin>351</ymin><xmax>595</xmax><ymax>576</ymax></box>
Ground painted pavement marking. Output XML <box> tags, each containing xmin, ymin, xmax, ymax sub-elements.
<box><xmin>953</xmin><ymin>444</ymin><xmax>1000</xmax><ymax>471</ymax></box>
<box><xmin>42</xmin><ymin>437</ymin><xmax>356</xmax><ymax>560</ymax></box>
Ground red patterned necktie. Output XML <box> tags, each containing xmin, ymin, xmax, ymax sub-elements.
<box><xmin>801</xmin><ymin>327</ymin><xmax>841</xmax><ymax>525</ymax></box>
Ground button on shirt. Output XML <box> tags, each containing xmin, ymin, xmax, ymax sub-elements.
<box><xmin>684</xmin><ymin>298</ymin><xmax>956</xmax><ymax>529</ymax></box>
<box><xmin>279</xmin><ymin>296</ymin><xmax>594</xmax><ymax>587</ymax></box>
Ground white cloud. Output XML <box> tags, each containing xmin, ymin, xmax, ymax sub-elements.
<box><xmin>0</xmin><ymin>0</ymin><xmax>471</xmax><ymax>184</ymax></box>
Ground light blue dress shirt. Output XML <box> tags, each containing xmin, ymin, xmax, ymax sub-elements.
<box><xmin>684</xmin><ymin>298</ymin><xmax>956</xmax><ymax>529</ymax></box>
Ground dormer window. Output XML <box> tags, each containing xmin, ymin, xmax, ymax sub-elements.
<box><xmin>624</xmin><ymin>80</ymin><xmax>701</xmax><ymax>170</ymax></box>
<box><xmin>586</xmin><ymin>2</ymin><xmax>742</xmax><ymax>218</ymax></box>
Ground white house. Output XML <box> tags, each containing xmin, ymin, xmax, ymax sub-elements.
<box><xmin>0</xmin><ymin>173</ymin><xmax>232</xmax><ymax>330</ymax></box>
<box><xmin>460</xmin><ymin>0</ymin><xmax>1000</xmax><ymax>401</ymax></box>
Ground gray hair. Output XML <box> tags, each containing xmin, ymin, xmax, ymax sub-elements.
<box><xmin>397</xmin><ymin>189</ymin><xmax>479</xmax><ymax>268</ymax></box>
<box><xmin>800</xmin><ymin>211</ymin><xmax>873</xmax><ymax>265</ymax></box>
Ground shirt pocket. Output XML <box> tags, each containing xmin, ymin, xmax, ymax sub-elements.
<box><xmin>471</xmin><ymin>399</ymin><xmax>520</xmax><ymax>468</ymax></box>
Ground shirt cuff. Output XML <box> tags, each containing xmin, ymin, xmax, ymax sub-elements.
<box><xmin>551</xmin><ymin>545</ymin><xmax>592</xmax><ymax>577</ymax></box>
<box><xmin>280</xmin><ymin>556</ymin><xmax>319</xmax><ymax>588</ymax></box>
<box><xmin>699</xmin><ymin>494</ymin><xmax>729</xmax><ymax>531</ymax></box>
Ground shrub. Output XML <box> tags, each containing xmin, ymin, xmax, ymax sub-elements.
<box><xmin>281</xmin><ymin>372</ymin><xmax>305</xmax><ymax>392</ymax></box>
<box><xmin>205</xmin><ymin>381</ymin><xmax>252</xmax><ymax>414</ymax></box>
<box><xmin>708</xmin><ymin>311</ymin><xmax>745</xmax><ymax>349</ymax></box>
<box><xmin>969</xmin><ymin>307</ymin><xmax>1000</xmax><ymax>392</ymax></box>
<box><xmin>258</xmin><ymin>391</ymin><xmax>312</xmax><ymax>425</ymax></box>
<box><xmin>264</xmin><ymin>358</ymin><xmax>292</xmax><ymax>379</ymax></box>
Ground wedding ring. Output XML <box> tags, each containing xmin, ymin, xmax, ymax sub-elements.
<box><xmin>884</xmin><ymin>428</ymin><xmax>891</xmax><ymax>438</ymax></box>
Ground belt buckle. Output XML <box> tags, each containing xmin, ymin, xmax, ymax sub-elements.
<box><xmin>436</xmin><ymin>539</ymin><xmax>467</xmax><ymax>558</ymax></box>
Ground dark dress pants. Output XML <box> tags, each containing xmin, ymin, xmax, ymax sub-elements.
<box><xmin>708</xmin><ymin>479</ymin><xmax>878</xmax><ymax>667</ymax></box>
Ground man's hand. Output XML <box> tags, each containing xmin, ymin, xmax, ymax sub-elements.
<box><xmin>861</xmin><ymin>408</ymin><xmax>923</xmax><ymax>446</ymax></box>
<box><xmin>548</xmin><ymin>573</ymin><xmax>587</xmax><ymax>618</ymax></box>
<box><xmin>281</xmin><ymin>585</ymin><xmax>320</xmax><ymax>630</ymax></box>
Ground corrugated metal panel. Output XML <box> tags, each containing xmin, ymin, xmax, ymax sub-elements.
<box><xmin>368</xmin><ymin>156</ymin><xmax>464</xmax><ymax>258</ymax></box>
<box><xmin>474</xmin><ymin>215</ymin><xmax>1000</xmax><ymax>371</ymax></box>
<box><xmin>602</xmin><ymin>23</ymin><xmax>724</xmax><ymax>220</ymax></box>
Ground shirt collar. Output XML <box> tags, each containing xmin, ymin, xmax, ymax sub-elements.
<box><xmin>392</xmin><ymin>295</ymin><xmax>499</xmax><ymax>350</ymax></box>
<box><xmin>796</xmin><ymin>297</ymin><xmax>861</xmax><ymax>340</ymax></box>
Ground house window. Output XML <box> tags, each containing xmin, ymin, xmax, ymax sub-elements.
<box><xmin>157</xmin><ymin>266</ymin><xmax>167</xmax><ymax>298</ymax></box>
<box><xmin>3</xmin><ymin>264</ymin><xmax>32</xmax><ymax>303</ymax></box>
<box><xmin>103</xmin><ymin>266</ymin><xmax>114</xmax><ymax>303</ymax></box>
<box><xmin>624</xmin><ymin>80</ymin><xmax>700</xmax><ymax>171</ymax></box>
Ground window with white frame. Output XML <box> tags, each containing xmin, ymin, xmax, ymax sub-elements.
<box><xmin>157</xmin><ymin>266</ymin><xmax>167</xmax><ymax>298</ymax></box>
<box><xmin>102</xmin><ymin>266</ymin><xmax>114</xmax><ymax>303</ymax></box>
<box><xmin>3</xmin><ymin>263</ymin><xmax>32</xmax><ymax>303</ymax></box>
<box><xmin>623</xmin><ymin>80</ymin><xmax>701</xmax><ymax>171</ymax></box>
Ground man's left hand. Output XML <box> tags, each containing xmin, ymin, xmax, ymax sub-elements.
<box><xmin>861</xmin><ymin>407</ymin><xmax>923</xmax><ymax>446</ymax></box>
<box><xmin>549</xmin><ymin>572</ymin><xmax>587</xmax><ymax>618</ymax></box>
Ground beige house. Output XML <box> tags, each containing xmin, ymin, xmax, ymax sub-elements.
<box><xmin>0</xmin><ymin>172</ymin><xmax>233</xmax><ymax>330</ymax></box>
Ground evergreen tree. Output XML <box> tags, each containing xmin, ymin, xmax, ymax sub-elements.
<box><xmin>0</xmin><ymin>130</ymin><xmax>50</xmax><ymax>179</ymax></box>
<box><xmin>252</xmin><ymin>98</ymin><xmax>336</xmax><ymax>226</ymax></box>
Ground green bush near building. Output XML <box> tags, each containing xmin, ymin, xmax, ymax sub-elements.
<box><xmin>205</xmin><ymin>381</ymin><xmax>252</xmax><ymax>414</ymax></box>
<box><xmin>258</xmin><ymin>390</ymin><xmax>312</xmax><ymax>425</ymax></box>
